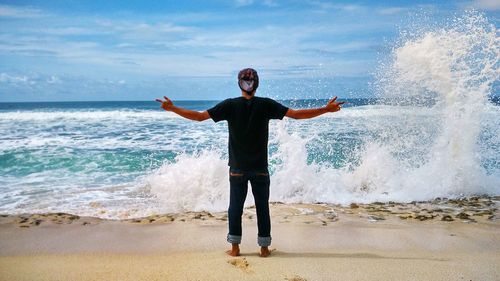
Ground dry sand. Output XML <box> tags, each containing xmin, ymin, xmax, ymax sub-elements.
<box><xmin>0</xmin><ymin>198</ymin><xmax>499</xmax><ymax>281</ymax></box>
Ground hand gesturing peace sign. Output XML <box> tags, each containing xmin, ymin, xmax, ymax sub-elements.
<box><xmin>325</xmin><ymin>96</ymin><xmax>345</xmax><ymax>112</ymax></box>
<box><xmin>155</xmin><ymin>96</ymin><xmax>174</xmax><ymax>111</ymax></box>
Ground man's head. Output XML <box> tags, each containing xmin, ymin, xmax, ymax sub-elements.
<box><xmin>238</xmin><ymin>68</ymin><xmax>259</xmax><ymax>96</ymax></box>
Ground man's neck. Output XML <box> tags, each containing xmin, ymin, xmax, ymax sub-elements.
<box><xmin>241</xmin><ymin>91</ymin><xmax>255</xmax><ymax>100</ymax></box>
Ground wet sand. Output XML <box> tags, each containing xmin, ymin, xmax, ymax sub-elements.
<box><xmin>0</xmin><ymin>196</ymin><xmax>499</xmax><ymax>281</ymax></box>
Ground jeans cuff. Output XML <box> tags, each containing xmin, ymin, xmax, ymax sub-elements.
<box><xmin>258</xmin><ymin>236</ymin><xmax>272</xmax><ymax>247</ymax></box>
<box><xmin>227</xmin><ymin>234</ymin><xmax>242</xmax><ymax>244</ymax></box>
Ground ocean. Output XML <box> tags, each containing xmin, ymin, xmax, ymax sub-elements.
<box><xmin>0</xmin><ymin>11</ymin><xmax>499</xmax><ymax>219</ymax></box>
<box><xmin>0</xmin><ymin>97</ymin><xmax>498</xmax><ymax>219</ymax></box>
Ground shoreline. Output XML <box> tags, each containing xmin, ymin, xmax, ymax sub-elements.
<box><xmin>1</xmin><ymin>195</ymin><xmax>498</xmax><ymax>226</ymax></box>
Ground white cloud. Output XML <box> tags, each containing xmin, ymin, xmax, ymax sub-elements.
<box><xmin>0</xmin><ymin>73</ymin><xmax>30</xmax><ymax>84</ymax></box>
<box><xmin>105</xmin><ymin>79</ymin><xmax>126</xmax><ymax>84</ymax></box>
<box><xmin>116</xmin><ymin>43</ymin><xmax>136</xmax><ymax>48</ymax></box>
<box><xmin>0</xmin><ymin>5</ymin><xmax>43</xmax><ymax>18</ymax></box>
<box><xmin>340</xmin><ymin>4</ymin><xmax>362</xmax><ymax>11</ymax></box>
<box><xmin>131</xmin><ymin>22</ymin><xmax>190</xmax><ymax>33</ymax></box>
<box><xmin>0</xmin><ymin>16</ymin><xmax>383</xmax><ymax>78</ymax></box>
<box><xmin>377</xmin><ymin>7</ymin><xmax>407</xmax><ymax>15</ymax></box>
<box><xmin>46</xmin><ymin>76</ymin><xmax>62</xmax><ymax>84</ymax></box>
<box><xmin>263</xmin><ymin>0</ymin><xmax>278</xmax><ymax>7</ymax></box>
<box><xmin>39</xmin><ymin>27</ymin><xmax>103</xmax><ymax>36</ymax></box>
<box><xmin>471</xmin><ymin>0</ymin><xmax>500</xmax><ymax>10</ymax></box>
<box><xmin>235</xmin><ymin>0</ymin><xmax>254</xmax><ymax>7</ymax></box>
<box><xmin>93</xmin><ymin>20</ymin><xmax>193</xmax><ymax>41</ymax></box>
<box><xmin>308</xmin><ymin>1</ymin><xmax>363</xmax><ymax>12</ymax></box>
<box><xmin>301</xmin><ymin>41</ymin><xmax>379</xmax><ymax>54</ymax></box>
<box><xmin>0</xmin><ymin>2</ymin><xmax>388</xmax><ymax>80</ymax></box>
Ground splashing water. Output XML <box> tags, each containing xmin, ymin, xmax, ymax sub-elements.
<box><xmin>372</xmin><ymin>11</ymin><xmax>499</xmax><ymax>197</ymax></box>
<box><xmin>149</xmin><ymin>150</ymin><xmax>229</xmax><ymax>212</ymax></box>
<box><xmin>147</xmin><ymin>11</ymin><xmax>499</xmax><ymax>212</ymax></box>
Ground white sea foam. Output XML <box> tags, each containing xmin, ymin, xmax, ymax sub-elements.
<box><xmin>146</xmin><ymin>11</ymin><xmax>499</xmax><ymax>213</ymax></box>
<box><xmin>0</xmin><ymin>110</ymin><xmax>181</xmax><ymax>121</ymax></box>
<box><xmin>147</xmin><ymin>150</ymin><xmax>229</xmax><ymax>213</ymax></box>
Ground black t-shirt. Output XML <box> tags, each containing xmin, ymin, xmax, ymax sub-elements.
<box><xmin>207</xmin><ymin>96</ymin><xmax>289</xmax><ymax>170</ymax></box>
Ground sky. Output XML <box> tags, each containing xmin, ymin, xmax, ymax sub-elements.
<box><xmin>0</xmin><ymin>0</ymin><xmax>498</xmax><ymax>101</ymax></box>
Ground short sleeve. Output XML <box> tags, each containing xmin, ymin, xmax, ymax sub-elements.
<box><xmin>266</xmin><ymin>98</ymin><xmax>289</xmax><ymax>120</ymax></box>
<box><xmin>207</xmin><ymin>99</ymin><xmax>232</xmax><ymax>122</ymax></box>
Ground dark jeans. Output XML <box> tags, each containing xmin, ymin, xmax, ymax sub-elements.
<box><xmin>227</xmin><ymin>167</ymin><xmax>271</xmax><ymax>247</ymax></box>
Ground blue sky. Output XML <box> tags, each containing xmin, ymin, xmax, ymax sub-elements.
<box><xmin>0</xmin><ymin>0</ymin><xmax>498</xmax><ymax>101</ymax></box>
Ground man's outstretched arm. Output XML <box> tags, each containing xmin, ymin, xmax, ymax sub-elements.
<box><xmin>285</xmin><ymin>96</ymin><xmax>345</xmax><ymax>119</ymax></box>
<box><xmin>156</xmin><ymin>96</ymin><xmax>210</xmax><ymax>122</ymax></box>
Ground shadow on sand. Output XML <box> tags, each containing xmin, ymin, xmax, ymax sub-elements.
<box><xmin>241</xmin><ymin>250</ymin><xmax>449</xmax><ymax>261</ymax></box>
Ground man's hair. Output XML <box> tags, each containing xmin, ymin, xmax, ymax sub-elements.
<box><xmin>238</xmin><ymin>68</ymin><xmax>259</xmax><ymax>92</ymax></box>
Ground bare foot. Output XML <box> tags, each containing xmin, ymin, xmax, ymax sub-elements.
<box><xmin>226</xmin><ymin>244</ymin><xmax>240</xmax><ymax>256</ymax></box>
<box><xmin>260</xmin><ymin>246</ymin><xmax>271</xmax><ymax>257</ymax></box>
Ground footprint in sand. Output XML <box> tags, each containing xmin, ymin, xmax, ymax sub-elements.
<box><xmin>227</xmin><ymin>258</ymin><xmax>251</xmax><ymax>272</ymax></box>
<box><xmin>285</xmin><ymin>275</ymin><xmax>307</xmax><ymax>281</ymax></box>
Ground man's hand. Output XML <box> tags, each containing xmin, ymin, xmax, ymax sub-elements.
<box><xmin>285</xmin><ymin>96</ymin><xmax>345</xmax><ymax>119</ymax></box>
<box><xmin>155</xmin><ymin>96</ymin><xmax>210</xmax><ymax>121</ymax></box>
<box><xmin>155</xmin><ymin>96</ymin><xmax>174</xmax><ymax>111</ymax></box>
<box><xmin>325</xmin><ymin>96</ymin><xmax>345</xmax><ymax>112</ymax></box>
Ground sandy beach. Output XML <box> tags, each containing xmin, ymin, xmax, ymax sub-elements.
<box><xmin>0</xmin><ymin>197</ymin><xmax>499</xmax><ymax>281</ymax></box>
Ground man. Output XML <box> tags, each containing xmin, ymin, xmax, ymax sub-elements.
<box><xmin>156</xmin><ymin>68</ymin><xmax>344</xmax><ymax>257</ymax></box>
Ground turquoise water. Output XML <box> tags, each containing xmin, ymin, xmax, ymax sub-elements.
<box><xmin>0</xmin><ymin>98</ymin><xmax>498</xmax><ymax>218</ymax></box>
<box><xmin>0</xmin><ymin>99</ymin><xmax>368</xmax><ymax>179</ymax></box>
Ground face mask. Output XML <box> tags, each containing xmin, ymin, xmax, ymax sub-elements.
<box><xmin>239</xmin><ymin>79</ymin><xmax>255</xmax><ymax>93</ymax></box>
